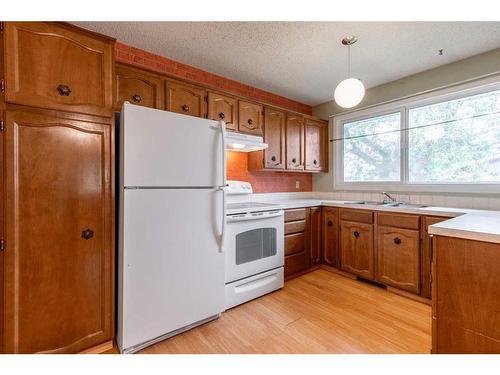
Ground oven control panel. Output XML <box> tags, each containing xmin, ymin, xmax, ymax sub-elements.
<box><xmin>226</xmin><ymin>180</ymin><xmax>253</xmax><ymax>195</ymax></box>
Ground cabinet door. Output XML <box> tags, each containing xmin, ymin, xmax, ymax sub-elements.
<box><xmin>376</xmin><ymin>226</ymin><xmax>420</xmax><ymax>293</ymax></box>
<box><xmin>207</xmin><ymin>91</ymin><xmax>237</xmax><ymax>131</ymax></box>
<box><xmin>309</xmin><ymin>207</ymin><xmax>322</xmax><ymax>266</ymax></box>
<box><xmin>322</xmin><ymin>207</ymin><xmax>339</xmax><ymax>267</ymax></box>
<box><xmin>166</xmin><ymin>80</ymin><xmax>206</xmax><ymax>118</ymax></box>
<box><xmin>340</xmin><ymin>221</ymin><xmax>374</xmax><ymax>280</ymax></box>
<box><xmin>4</xmin><ymin>22</ymin><xmax>114</xmax><ymax>117</ymax></box>
<box><xmin>115</xmin><ymin>64</ymin><xmax>164</xmax><ymax>110</ymax></box>
<box><xmin>304</xmin><ymin>118</ymin><xmax>327</xmax><ymax>171</ymax></box>
<box><xmin>3</xmin><ymin>110</ymin><xmax>113</xmax><ymax>353</ymax></box>
<box><xmin>263</xmin><ymin>108</ymin><xmax>285</xmax><ymax>169</ymax></box>
<box><xmin>238</xmin><ymin>101</ymin><xmax>263</xmax><ymax>135</ymax></box>
<box><xmin>285</xmin><ymin>114</ymin><xmax>304</xmax><ymax>170</ymax></box>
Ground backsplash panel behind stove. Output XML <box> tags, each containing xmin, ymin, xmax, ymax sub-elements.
<box><xmin>226</xmin><ymin>151</ymin><xmax>312</xmax><ymax>193</ymax></box>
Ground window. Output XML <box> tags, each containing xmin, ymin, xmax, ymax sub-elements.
<box><xmin>343</xmin><ymin>112</ymin><xmax>401</xmax><ymax>182</ymax></box>
<box><xmin>335</xmin><ymin>80</ymin><xmax>500</xmax><ymax>192</ymax></box>
<box><xmin>408</xmin><ymin>90</ymin><xmax>500</xmax><ymax>183</ymax></box>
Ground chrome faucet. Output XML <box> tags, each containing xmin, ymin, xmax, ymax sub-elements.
<box><xmin>382</xmin><ymin>192</ymin><xmax>396</xmax><ymax>204</ymax></box>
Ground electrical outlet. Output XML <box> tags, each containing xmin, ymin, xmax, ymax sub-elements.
<box><xmin>295</xmin><ymin>180</ymin><xmax>300</xmax><ymax>189</ymax></box>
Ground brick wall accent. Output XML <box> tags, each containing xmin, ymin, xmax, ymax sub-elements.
<box><xmin>115</xmin><ymin>42</ymin><xmax>312</xmax><ymax>115</ymax></box>
<box><xmin>115</xmin><ymin>41</ymin><xmax>314</xmax><ymax>193</ymax></box>
<box><xmin>226</xmin><ymin>152</ymin><xmax>312</xmax><ymax>193</ymax></box>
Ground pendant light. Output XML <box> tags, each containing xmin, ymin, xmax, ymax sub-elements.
<box><xmin>334</xmin><ymin>35</ymin><xmax>365</xmax><ymax>108</ymax></box>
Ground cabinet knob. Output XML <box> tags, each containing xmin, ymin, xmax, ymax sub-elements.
<box><xmin>394</xmin><ymin>237</ymin><xmax>402</xmax><ymax>245</ymax></box>
<box><xmin>247</xmin><ymin>119</ymin><xmax>253</xmax><ymax>125</ymax></box>
<box><xmin>81</xmin><ymin>228</ymin><xmax>94</xmax><ymax>240</ymax></box>
<box><xmin>57</xmin><ymin>84</ymin><xmax>72</xmax><ymax>96</ymax></box>
<box><xmin>271</xmin><ymin>156</ymin><xmax>276</xmax><ymax>162</ymax></box>
<box><xmin>219</xmin><ymin>112</ymin><xmax>225</xmax><ymax>119</ymax></box>
<box><xmin>292</xmin><ymin>158</ymin><xmax>297</xmax><ymax>164</ymax></box>
<box><xmin>328</xmin><ymin>220</ymin><xmax>333</xmax><ymax>227</ymax></box>
<box><xmin>132</xmin><ymin>94</ymin><xmax>142</xmax><ymax>103</ymax></box>
<box><xmin>353</xmin><ymin>231</ymin><xmax>360</xmax><ymax>238</ymax></box>
<box><xmin>313</xmin><ymin>160</ymin><xmax>318</xmax><ymax>165</ymax></box>
<box><xmin>182</xmin><ymin>104</ymin><xmax>190</xmax><ymax>112</ymax></box>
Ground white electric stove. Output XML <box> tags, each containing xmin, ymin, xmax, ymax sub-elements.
<box><xmin>224</xmin><ymin>181</ymin><xmax>284</xmax><ymax>310</ymax></box>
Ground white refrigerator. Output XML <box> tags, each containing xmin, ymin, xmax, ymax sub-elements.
<box><xmin>117</xmin><ymin>103</ymin><xmax>226</xmax><ymax>354</ymax></box>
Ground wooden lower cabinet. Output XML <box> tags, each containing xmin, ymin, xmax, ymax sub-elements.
<box><xmin>309</xmin><ymin>207</ymin><xmax>322</xmax><ymax>266</ymax></box>
<box><xmin>284</xmin><ymin>208</ymin><xmax>309</xmax><ymax>279</ymax></box>
<box><xmin>340</xmin><ymin>221</ymin><xmax>374</xmax><ymax>280</ymax></box>
<box><xmin>376</xmin><ymin>226</ymin><xmax>420</xmax><ymax>293</ymax></box>
<box><xmin>2</xmin><ymin>109</ymin><xmax>114</xmax><ymax>353</ymax></box>
<box><xmin>421</xmin><ymin>216</ymin><xmax>447</xmax><ymax>298</ymax></box>
<box><xmin>322</xmin><ymin>207</ymin><xmax>339</xmax><ymax>267</ymax></box>
<box><xmin>433</xmin><ymin>236</ymin><xmax>500</xmax><ymax>353</ymax></box>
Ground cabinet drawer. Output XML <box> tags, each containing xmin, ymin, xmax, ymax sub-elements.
<box><xmin>285</xmin><ymin>232</ymin><xmax>305</xmax><ymax>256</ymax></box>
<box><xmin>4</xmin><ymin>22</ymin><xmax>114</xmax><ymax>117</ymax></box>
<box><xmin>340</xmin><ymin>209</ymin><xmax>373</xmax><ymax>224</ymax></box>
<box><xmin>284</xmin><ymin>208</ymin><xmax>307</xmax><ymax>222</ymax></box>
<box><xmin>377</xmin><ymin>212</ymin><xmax>420</xmax><ymax>230</ymax></box>
<box><xmin>285</xmin><ymin>220</ymin><xmax>306</xmax><ymax>235</ymax></box>
<box><xmin>284</xmin><ymin>252</ymin><xmax>307</xmax><ymax>277</ymax></box>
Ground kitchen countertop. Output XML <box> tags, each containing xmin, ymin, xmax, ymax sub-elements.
<box><xmin>254</xmin><ymin>198</ymin><xmax>500</xmax><ymax>245</ymax></box>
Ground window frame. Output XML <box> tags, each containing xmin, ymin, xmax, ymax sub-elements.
<box><xmin>334</xmin><ymin>76</ymin><xmax>500</xmax><ymax>193</ymax></box>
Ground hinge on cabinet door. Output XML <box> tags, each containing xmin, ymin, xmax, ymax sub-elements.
<box><xmin>0</xmin><ymin>120</ymin><xmax>4</xmax><ymax>132</ymax></box>
<box><xmin>0</xmin><ymin>79</ymin><xmax>5</xmax><ymax>93</ymax></box>
<box><xmin>0</xmin><ymin>22</ymin><xmax>4</xmax><ymax>32</ymax></box>
<box><xmin>0</xmin><ymin>239</ymin><xmax>4</xmax><ymax>251</ymax></box>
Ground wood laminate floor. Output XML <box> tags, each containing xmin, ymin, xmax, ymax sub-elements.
<box><xmin>134</xmin><ymin>269</ymin><xmax>431</xmax><ymax>354</ymax></box>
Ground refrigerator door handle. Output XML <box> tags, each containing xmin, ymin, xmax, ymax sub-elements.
<box><xmin>218</xmin><ymin>120</ymin><xmax>227</xmax><ymax>252</ymax></box>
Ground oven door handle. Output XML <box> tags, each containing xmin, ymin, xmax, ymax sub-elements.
<box><xmin>227</xmin><ymin>210</ymin><xmax>284</xmax><ymax>223</ymax></box>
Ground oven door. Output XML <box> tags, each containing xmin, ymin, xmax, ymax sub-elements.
<box><xmin>225</xmin><ymin>210</ymin><xmax>284</xmax><ymax>284</ymax></box>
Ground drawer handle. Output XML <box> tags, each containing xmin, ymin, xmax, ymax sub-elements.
<box><xmin>328</xmin><ymin>220</ymin><xmax>333</xmax><ymax>227</ymax></box>
<box><xmin>81</xmin><ymin>228</ymin><xmax>94</xmax><ymax>240</ymax></box>
<box><xmin>219</xmin><ymin>112</ymin><xmax>225</xmax><ymax>119</ymax></box>
<box><xmin>182</xmin><ymin>104</ymin><xmax>190</xmax><ymax>112</ymax></box>
<box><xmin>313</xmin><ymin>159</ymin><xmax>318</xmax><ymax>165</ymax></box>
<box><xmin>246</xmin><ymin>118</ymin><xmax>256</xmax><ymax>129</ymax></box>
<box><xmin>292</xmin><ymin>158</ymin><xmax>297</xmax><ymax>164</ymax></box>
<box><xmin>353</xmin><ymin>231</ymin><xmax>360</xmax><ymax>238</ymax></box>
<box><xmin>132</xmin><ymin>94</ymin><xmax>142</xmax><ymax>103</ymax></box>
<box><xmin>57</xmin><ymin>84</ymin><xmax>72</xmax><ymax>96</ymax></box>
<box><xmin>271</xmin><ymin>155</ymin><xmax>276</xmax><ymax>162</ymax></box>
<box><xmin>394</xmin><ymin>237</ymin><xmax>402</xmax><ymax>245</ymax></box>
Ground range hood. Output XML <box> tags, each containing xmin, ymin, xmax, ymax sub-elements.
<box><xmin>225</xmin><ymin>132</ymin><xmax>268</xmax><ymax>152</ymax></box>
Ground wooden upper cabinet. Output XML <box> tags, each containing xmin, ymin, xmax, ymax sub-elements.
<box><xmin>304</xmin><ymin>117</ymin><xmax>328</xmax><ymax>172</ymax></box>
<box><xmin>238</xmin><ymin>101</ymin><xmax>263</xmax><ymax>135</ymax></box>
<box><xmin>309</xmin><ymin>207</ymin><xmax>322</xmax><ymax>266</ymax></box>
<box><xmin>166</xmin><ymin>79</ymin><xmax>206</xmax><ymax>118</ymax></box>
<box><xmin>207</xmin><ymin>91</ymin><xmax>237</xmax><ymax>131</ymax></box>
<box><xmin>3</xmin><ymin>109</ymin><xmax>113</xmax><ymax>353</ymax></box>
<box><xmin>262</xmin><ymin>108</ymin><xmax>285</xmax><ymax>169</ymax></box>
<box><xmin>340</xmin><ymin>221</ymin><xmax>374</xmax><ymax>280</ymax></box>
<box><xmin>285</xmin><ymin>114</ymin><xmax>304</xmax><ymax>171</ymax></box>
<box><xmin>322</xmin><ymin>207</ymin><xmax>339</xmax><ymax>267</ymax></box>
<box><xmin>376</xmin><ymin>226</ymin><xmax>421</xmax><ymax>293</ymax></box>
<box><xmin>115</xmin><ymin>64</ymin><xmax>164</xmax><ymax>110</ymax></box>
<box><xmin>4</xmin><ymin>22</ymin><xmax>114</xmax><ymax>117</ymax></box>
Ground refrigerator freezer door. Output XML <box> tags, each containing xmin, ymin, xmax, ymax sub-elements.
<box><xmin>118</xmin><ymin>188</ymin><xmax>225</xmax><ymax>352</ymax></box>
<box><xmin>121</xmin><ymin>103</ymin><xmax>223</xmax><ymax>188</ymax></box>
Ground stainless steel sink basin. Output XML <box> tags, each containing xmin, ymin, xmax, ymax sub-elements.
<box><xmin>345</xmin><ymin>201</ymin><xmax>427</xmax><ymax>209</ymax></box>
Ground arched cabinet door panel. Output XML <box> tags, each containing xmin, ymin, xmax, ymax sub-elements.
<box><xmin>3</xmin><ymin>110</ymin><xmax>113</xmax><ymax>353</ymax></box>
<box><xmin>115</xmin><ymin>64</ymin><xmax>165</xmax><ymax>110</ymax></box>
<box><xmin>4</xmin><ymin>22</ymin><xmax>114</xmax><ymax>117</ymax></box>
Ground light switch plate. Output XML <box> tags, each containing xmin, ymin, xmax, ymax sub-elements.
<box><xmin>295</xmin><ymin>180</ymin><xmax>300</xmax><ymax>189</ymax></box>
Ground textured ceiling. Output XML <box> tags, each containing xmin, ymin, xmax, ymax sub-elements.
<box><xmin>74</xmin><ymin>22</ymin><xmax>500</xmax><ymax>106</ymax></box>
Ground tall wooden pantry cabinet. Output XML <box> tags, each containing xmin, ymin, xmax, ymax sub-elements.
<box><xmin>0</xmin><ymin>22</ymin><xmax>115</xmax><ymax>353</ymax></box>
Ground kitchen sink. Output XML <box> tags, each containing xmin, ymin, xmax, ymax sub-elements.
<box><xmin>345</xmin><ymin>201</ymin><xmax>427</xmax><ymax>209</ymax></box>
